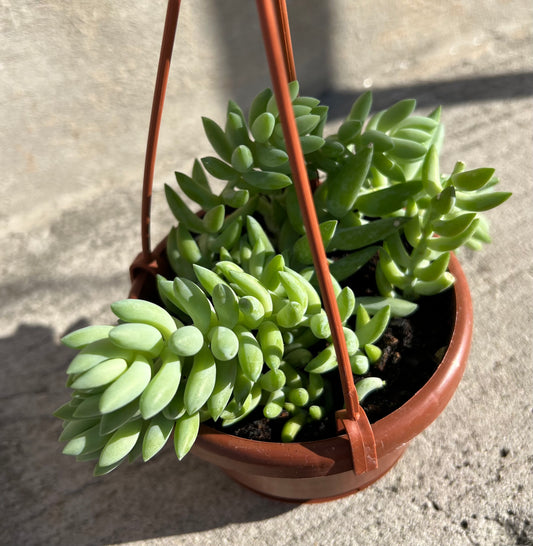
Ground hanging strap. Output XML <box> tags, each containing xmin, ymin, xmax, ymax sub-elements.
<box><xmin>255</xmin><ymin>0</ymin><xmax>377</xmax><ymax>474</ymax></box>
<box><xmin>137</xmin><ymin>0</ymin><xmax>377</xmax><ymax>474</ymax></box>
<box><xmin>273</xmin><ymin>0</ymin><xmax>296</xmax><ymax>82</ymax></box>
<box><xmin>141</xmin><ymin>0</ymin><xmax>182</xmax><ymax>261</ymax></box>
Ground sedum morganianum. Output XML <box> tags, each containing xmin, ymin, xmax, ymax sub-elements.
<box><xmin>56</xmin><ymin>231</ymin><xmax>390</xmax><ymax>475</ymax></box>
<box><xmin>56</xmin><ymin>82</ymin><xmax>509</xmax><ymax>475</ymax></box>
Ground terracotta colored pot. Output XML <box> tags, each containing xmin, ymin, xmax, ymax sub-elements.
<box><xmin>130</xmin><ymin>249</ymin><xmax>472</xmax><ymax>503</ymax></box>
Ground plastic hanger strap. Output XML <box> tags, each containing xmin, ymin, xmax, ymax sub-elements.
<box><xmin>273</xmin><ymin>0</ymin><xmax>296</xmax><ymax>81</ymax></box>
<box><xmin>336</xmin><ymin>408</ymin><xmax>378</xmax><ymax>474</ymax></box>
<box><xmin>256</xmin><ymin>0</ymin><xmax>377</xmax><ymax>474</ymax></box>
<box><xmin>141</xmin><ymin>0</ymin><xmax>182</xmax><ymax>262</ymax></box>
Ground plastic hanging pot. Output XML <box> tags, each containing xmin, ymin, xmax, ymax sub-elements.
<box><xmin>128</xmin><ymin>0</ymin><xmax>473</xmax><ymax>503</ymax></box>
<box><xmin>130</xmin><ymin>245</ymin><xmax>472</xmax><ymax>503</ymax></box>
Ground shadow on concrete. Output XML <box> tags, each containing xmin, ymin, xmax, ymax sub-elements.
<box><xmin>213</xmin><ymin>0</ymin><xmax>332</xmax><ymax>103</ymax></box>
<box><xmin>1</xmin><ymin>322</ymin><xmax>293</xmax><ymax>546</ymax></box>
<box><xmin>321</xmin><ymin>71</ymin><xmax>533</xmax><ymax>118</ymax></box>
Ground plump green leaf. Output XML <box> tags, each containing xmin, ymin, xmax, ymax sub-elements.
<box><xmin>212</xmin><ymin>283</ymin><xmax>240</xmax><ymax>329</ymax></box>
<box><xmin>249</xmin><ymin>87</ymin><xmax>273</xmax><ymax>126</ymax></box>
<box><xmin>300</xmin><ymin>135</ymin><xmax>325</xmax><ymax>154</ymax></box>
<box><xmin>295</xmin><ymin>114</ymin><xmax>321</xmax><ymax>135</ymax></box>
<box><xmin>429</xmin><ymin>186</ymin><xmax>456</xmax><ymax>218</ymax></box>
<box><xmin>355</xmin><ymin>181</ymin><xmax>423</xmax><ymax>216</ymax></box>
<box><xmin>59</xmin><ymin>418</ymin><xmax>100</xmax><ymax>442</ymax></box>
<box><xmin>109</xmin><ymin>323</ymin><xmax>164</xmax><ymax>357</ymax></box>
<box><xmin>99</xmin><ymin>399</ymin><xmax>140</xmax><ymax>436</ymax></box>
<box><xmin>388</xmin><ymin>138</ymin><xmax>427</xmax><ymax>161</ymax></box>
<box><xmin>70</xmin><ymin>358</ymin><xmax>128</xmax><ymax>390</ymax></box>
<box><xmin>357</xmin><ymin>297</ymin><xmax>418</xmax><ymax>317</ymax></box>
<box><xmin>257</xmin><ymin>320</ymin><xmax>284</xmax><ymax>370</ymax></box>
<box><xmin>394</xmin><ymin>115</ymin><xmax>438</xmax><ymax>132</ymax></box>
<box><xmin>142</xmin><ymin>413</ymin><xmax>174</xmax><ymax>461</ymax></box>
<box><xmin>174</xmin><ymin>412</ymin><xmax>200</xmax><ymax>460</ymax></box>
<box><xmin>412</xmin><ymin>272</ymin><xmax>455</xmax><ymax>296</ymax></box>
<box><xmin>304</xmin><ymin>345</ymin><xmax>337</xmax><ymax>374</ymax></box>
<box><xmin>164</xmin><ymin>184</ymin><xmax>206</xmax><ymax>233</ymax></box>
<box><xmin>99</xmin><ymin>419</ymin><xmax>143</xmax><ymax>467</ymax></box>
<box><xmin>63</xmin><ymin>423</ymin><xmax>109</xmax><ymax>456</ymax></box>
<box><xmin>61</xmin><ymin>325</ymin><xmax>113</xmax><ymax>350</ymax></box>
<box><xmin>221</xmin><ymin>384</ymin><xmax>262</xmax><ymax>427</ymax></box>
<box><xmin>175</xmin><ymin>171</ymin><xmax>220</xmax><ymax>210</ymax></box>
<box><xmin>355</xmin><ymin>377</ymin><xmax>385</xmax><ymax>402</ymax></box>
<box><xmin>207</xmin><ymin>359</ymin><xmax>237</xmax><ymax>421</ymax></box>
<box><xmin>202</xmin><ymin>116</ymin><xmax>233</xmax><ymax>162</ymax></box>
<box><xmin>372</xmin><ymin>153</ymin><xmax>405</xmax><ymax>181</ymax></box>
<box><xmin>348</xmin><ymin>91</ymin><xmax>373</xmax><ymax>122</ymax></box>
<box><xmin>414</xmin><ymin>252</ymin><xmax>451</xmax><ymax>282</ymax></box>
<box><xmin>355</xmin><ymin>305</ymin><xmax>391</xmax><ymax>346</ymax></box>
<box><xmin>184</xmin><ymin>345</ymin><xmax>216</xmax><ymax>415</ymax></box>
<box><xmin>331</xmin><ymin>217</ymin><xmax>410</xmax><ymax>251</ymax></box>
<box><xmin>139</xmin><ymin>351</ymin><xmax>182</xmax><ymax>419</ymax></box>
<box><xmin>326</xmin><ymin>145</ymin><xmax>373</xmax><ymax>218</ymax></box>
<box><xmin>66</xmin><ymin>339</ymin><xmax>134</xmax><ymax>375</ymax></box>
<box><xmin>251</xmin><ymin>112</ymin><xmax>276</xmax><ymax>143</ymax></box>
<box><xmin>235</xmin><ymin>326</ymin><xmax>264</xmax><ymax>382</ymax></box>
<box><xmin>392</xmin><ymin>128</ymin><xmax>432</xmax><ymax>143</ymax></box>
<box><xmin>293</xmin><ymin>220</ymin><xmax>337</xmax><ymax>265</ymax></box>
<box><xmin>328</xmin><ymin>246</ymin><xmax>379</xmax><ymax>281</ymax></box>
<box><xmin>427</xmin><ymin>218</ymin><xmax>480</xmax><ymax>251</ymax></box>
<box><xmin>377</xmin><ymin>99</ymin><xmax>417</xmax><ymax>132</ymax></box>
<box><xmin>169</xmin><ymin>325</ymin><xmax>204</xmax><ymax>357</ymax></box>
<box><xmin>378</xmin><ymin>249</ymin><xmax>408</xmax><ymax>289</ymax></box>
<box><xmin>451</xmin><ymin>168</ymin><xmax>495</xmax><ymax>191</ymax></box>
<box><xmin>173</xmin><ymin>277</ymin><xmax>215</xmax><ymax>334</ymax></box>
<box><xmin>359</xmin><ymin>130</ymin><xmax>394</xmax><ymax>152</ymax></box>
<box><xmin>110</xmin><ymin>299</ymin><xmax>177</xmax><ymax>341</ymax></box>
<box><xmin>337</xmin><ymin>120</ymin><xmax>363</xmax><ymax>143</ymax></box>
<box><xmin>99</xmin><ymin>356</ymin><xmax>152</xmax><ymax>414</ymax></box>
<box><xmin>242</xmin><ymin>171</ymin><xmax>292</xmax><ymax>191</ymax></box>
<box><xmin>209</xmin><ymin>326</ymin><xmax>239</xmax><ymax>361</ymax></box>
<box><xmin>455</xmin><ymin>191</ymin><xmax>512</xmax><ymax>212</ymax></box>
<box><xmin>201</xmin><ymin>156</ymin><xmax>239</xmax><ymax>181</ymax></box>
<box><xmin>432</xmin><ymin>213</ymin><xmax>477</xmax><ymax>237</ymax></box>
<box><xmin>203</xmin><ymin>204</ymin><xmax>225</xmax><ymax>233</ymax></box>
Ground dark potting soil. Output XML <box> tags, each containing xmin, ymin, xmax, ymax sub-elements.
<box><xmin>209</xmin><ymin>258</ymin><xmax>456</xmax><ymax>443</ymax></box>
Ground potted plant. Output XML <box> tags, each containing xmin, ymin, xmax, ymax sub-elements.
<box><xmin>54</xmin><ymin>78</ymin><xmax>510</xmax><ymax>501</ymax></box>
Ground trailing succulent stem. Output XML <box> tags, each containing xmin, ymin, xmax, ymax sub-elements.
<box><xmin>56</xmin><ymin>249</ymin><xmax>389</xmax><ymax>474</ymax></box>
<box><xmin>56</xmin><ymin>82</ymin><xmax>509</xmax><ymax>474</ymax></box>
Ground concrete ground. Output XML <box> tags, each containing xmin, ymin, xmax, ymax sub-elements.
<box><xmin>1</xmin><ymin>2</ymin><xmax>532</xmax><ymax>545</ymax></box>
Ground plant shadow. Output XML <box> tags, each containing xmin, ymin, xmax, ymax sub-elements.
<box><xmin>1</xmin><ymin>322</ymin><xmax>294</xmax><ymax>546</ymax></box>
<box><xmin>321</xmin><ymin>71</ymin><xmax>533</xmax><ymax>119</ymax></box>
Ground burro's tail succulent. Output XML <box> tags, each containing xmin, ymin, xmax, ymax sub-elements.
<box><xmin>56</xmin><ymin>83</ymin><xmax>510</xmax><ymax>475</ymax></box>
<box><xmin>56</xmin><ymin>241</ymin><xmax>394</xmax><ymax>475</ymax></box>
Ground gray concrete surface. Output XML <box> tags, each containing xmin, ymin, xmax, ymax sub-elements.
<box><xmin>1</xmin><ymin>1</ymin><xmax>532</xmax><ymax>545</ymax></box>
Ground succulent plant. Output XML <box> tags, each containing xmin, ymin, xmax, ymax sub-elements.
<box><xmin>56</xmin><ymin>83</ymin><xmax>509</xmax><ymax>474</ymax></box>
<box><xmin>56</xmin><ymin>242</ymin><xmax>390</xmax><ymax>474</ymax></box>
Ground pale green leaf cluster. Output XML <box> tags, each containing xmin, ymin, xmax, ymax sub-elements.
<box><xmin>166</xmin><ymin>83</ymin><xmax>509</xmax><ymax>300</ymax></box>
<box><xmin>56</xmin><ymin>238</ymin><xmax>391</xmax><ymax>473</ymax></box>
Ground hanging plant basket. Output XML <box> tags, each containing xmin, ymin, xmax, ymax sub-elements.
<box><xmin>130</xmin><ymin>241</ymin><xmax>472</xmax><ymax>502</ymax></box>
<box><xmin>125</xmin><ymin>0</ymin><xmax>475</xmax><ymax>502</ymax></box>
<box><xmin>55</xmin><ymin>0</ymin><xmax>510</xmax><ymax>503</ymax></box>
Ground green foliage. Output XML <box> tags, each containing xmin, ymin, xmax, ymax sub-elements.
<box><xmin>164</xmin><ymin>83</ymin><xmax>508</xmax><ymax>299</ymax></box>
<box><xmin>56</xmin><ymin>82</ymin><xmax>509</xmax><ymax>473</ymax></box>
<box><xmin>56</xmin><ymin>247</ymin><xmax>391</xmax><ymax>471</ymax></box>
